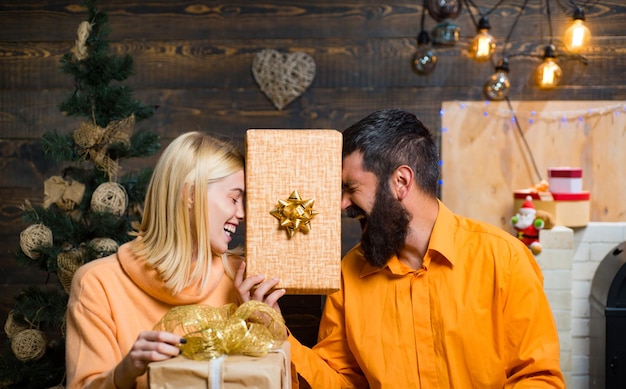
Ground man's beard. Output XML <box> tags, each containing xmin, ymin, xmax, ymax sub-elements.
<box><xmin>347</xmin><ymin>184</ymin><xmax>411</xmax><ymax>268</ymax></box>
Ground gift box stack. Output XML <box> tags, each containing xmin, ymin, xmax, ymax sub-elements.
<box><xmin>514</xmin><ymin>167</ymin><xmax>590</xmax><ymax>227</ymax></box>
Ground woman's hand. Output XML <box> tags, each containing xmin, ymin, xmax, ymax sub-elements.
<box><xmin>234</xmin><ymin>261</ymin><xmax>286</xmax><ymax>313</ymax></box>
<box><xmin>114</xmin><ymin>331</ymin><xmax>184</xmax><ymax>389</ymax></box>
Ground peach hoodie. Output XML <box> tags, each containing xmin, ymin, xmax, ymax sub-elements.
<box><xmin>65</xmin><ymin>239</ymin><xmax>241</xmax><ymax>389</ymax></box>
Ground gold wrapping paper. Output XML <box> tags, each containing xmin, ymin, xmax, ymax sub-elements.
<box><xmin>245</xmin><ymin>129</ymin><xmax>342</xmax><ymax>295</ymax></box>
<box><xmin>147</xmin><ymin>341</ymin><xmax>291</xmax><ymax>389</ymax></box>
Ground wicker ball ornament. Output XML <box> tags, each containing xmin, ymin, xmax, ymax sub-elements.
<box><xmin>11</xmin><ymin>329</ymin><xmax>46</xmax><ymax>362</ymax></box>
<box><xmin>91</xmin><ymin>182</ymin><xmax>128</xmax><ymax>216</ymax></box>
<box><xmin>19</xmin><ymin>223</ymin><xmax>53</xmax><ymax>259</ymax></box>
<box><xmin>57</xmin><ymin>249</ymin><xmax>85</xmax><ymax>294</ymax></box>
<box><xmin>90</xmin><ymin>237</ymin><xmax>119</xmax><ymax>258</ymax></box>
<box><xmin>4</xmin><ymin>311</ymin><xmax>28</xmax><ymax>339</ymax></box>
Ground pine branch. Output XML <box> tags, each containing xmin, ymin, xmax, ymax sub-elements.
<box><xmin>58</xmin><ymin>0</ymin><xmax>154</xmax><ymax>127</ymax></box>
<box><xmin>121</xmin><ymin>167</ymin><xmax>154</xmax><ymax>205</ymax></box>
<box><xmin>13</xmin><ymin>287</ymin><xmax>68</xmax><ymax>330</ymax></box>
<box><xmin>86</xmin><ymin>211</ymin><xmax>133</xmax><ymax>244</ymax></box>
<box><xmin>41</xmin><ymin>130</ymin><xmax>79</xmax><ymax>163</ymax></box>
<box><xmin>108</xmin><ymin>129</ymin><xmax>161</xmax><ymax>159</ymax></box>
<box><xmin>130</xmin><ymin>130</ymin><xmax>161</xmax><ymax>157</ymax></box>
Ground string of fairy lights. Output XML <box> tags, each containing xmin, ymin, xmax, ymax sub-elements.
<box><xmin>442</xmin><ymin>101</ymin><xmax>626</xmax><ymax>122</ymax></box>
<box><xmin>412</xmin><ymin>0</ymin><xmax>600</xmax><ymax>100</ymax></box>
<box><xmin>439</xmin><ymin>100</ymin><xmax>625</xmax><ymax>184</ymax></box>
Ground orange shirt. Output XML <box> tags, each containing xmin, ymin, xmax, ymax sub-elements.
<box><xmin>289</xmin><ymin>201</ymin><xmax>565</xmax><ymax>388</ymax></box>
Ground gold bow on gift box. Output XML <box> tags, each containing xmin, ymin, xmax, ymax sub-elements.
<box><xmin>270</xmin><ymin>190</ymin><xmax>318</xmax><ymax>238</ymax></box>
<box><xmin>154</xmin><ymin>301</ymin><xmax>287</xmax><ymax>360</ymax></box>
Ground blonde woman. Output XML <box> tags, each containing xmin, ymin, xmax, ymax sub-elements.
<box><xmin>66</xmin><ymin>132</ymin><xmax>284</xmax><ymax>389</ymax></box>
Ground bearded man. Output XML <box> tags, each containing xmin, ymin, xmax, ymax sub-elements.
<box><xmin>237</xmin><ymin>109</ymin><xmax>565</xmax><ymax>388</ymax></box>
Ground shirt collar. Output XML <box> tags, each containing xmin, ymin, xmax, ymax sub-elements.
<box><xmin>427</xmin><ymin>200</ymin><xmax>457</xmax><ymax>267</ymax></box>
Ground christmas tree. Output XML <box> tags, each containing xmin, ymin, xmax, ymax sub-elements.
<box><xmin>0</xmin><ymin>1</ymin><xmax>160</xmax><ymax>387</ymax></box>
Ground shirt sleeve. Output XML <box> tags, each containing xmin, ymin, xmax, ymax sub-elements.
<box><xmin>65</xmin><ymin>268</ymin><xmax>122</xmax><ymax>389</ymax></box>
<box><xmin>289</xmin><ymin>289</ymin><xmax>367</xmax><ymax>388</ymax></box>
<box><xmin>502</xmin><ymin>245</ymin><xmax>565</xmax><ymax>388</ymax></box>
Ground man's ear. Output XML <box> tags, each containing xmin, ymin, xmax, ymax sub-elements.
<box><xmin>392</xmin><ymin>165</ymin><xmax>414</xmax><ymax>201</ymax></box>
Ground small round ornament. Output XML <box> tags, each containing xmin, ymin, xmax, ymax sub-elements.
<box><xmin>19</xmin><ymin>223</ymin><xmax>53</xmax><ymax>259</ymax></box>
<box><xmin>90</xmin><ymin>237</ymin><xmax>119</xmax><ymax>258</ymax></box>
<box><xmin>91</xmin><ymin>182</ymin><xmax>128</xmax><ymax>216</ymax></box>
<box><xmin>57</xmin><ymin>249</ymin><xmax>85</xmax><ymax>294</ymax></box>
<box><xmin>11</xmin><ymin>329</ymin><xmax>46</xmax><ymax>362</ymax></box>
<box><xmin>4</xmin><ymin>311</ymin><xmax>28</xmax><ymax>339</ymax></box>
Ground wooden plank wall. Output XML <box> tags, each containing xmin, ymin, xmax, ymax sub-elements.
<box><xmin>1</xmin><ymin>0</ymin><xmax>625</xmax><ymax>341</ymax></box>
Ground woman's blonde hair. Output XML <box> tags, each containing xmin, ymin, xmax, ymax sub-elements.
<box><xmin>133</xmin><ymin>131</ymin><xmax>244</xmax><ymax>294</ymax></box>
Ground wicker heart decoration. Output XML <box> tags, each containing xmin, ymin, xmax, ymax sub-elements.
<box><xmin>252</xmin><ymin>49</ymin><xmax>316</xmax><ymax>110</ymax></box>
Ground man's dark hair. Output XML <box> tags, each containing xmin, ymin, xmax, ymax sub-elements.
<box><xmin>342</xmin><ymin>109</ymin><xmax>440</xmax><ymax>197</ymax></box>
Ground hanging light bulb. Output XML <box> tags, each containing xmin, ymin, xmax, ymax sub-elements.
<box><xmin>412</xmin><ymin>30</ymin><xmax>438</xmax><ymax>74</ymax></box>
<box><xmin>484</xmin><ymin>59</ymin><xmax>510</xmax><ymax>101</ymax></box>
<box><xmin>426</xmin><ymin>0</ymin><xmax>462</xmax><ymax>22</ymax></box>
<box><xmin>431</xmin><ymin>20</ymin><xmax>460</xmax><ymax>46</ymax></box>
<box><xmin>469</xmin><ymin>16</ymin><xmax>496</xmax><ymax>61</ymax></box>
<box><xmin>536</xmin><ymin>45</ymin><xmax>562</xmax><ymax>89</ymax></box>
<box><xmin>427</xmin><ymin>0</ymin><xmax>462</xmax><ymax>46</ymax></box>
<box><xmin>563</xmin><ymin>7</ymin><xmax>591</xmax><ymax>53</ymax></box>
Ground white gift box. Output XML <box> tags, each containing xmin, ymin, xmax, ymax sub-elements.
<box><xmin>548</xmin><ymin>167</ymin><xmax>583</xmax><ymax>193</ymax></box>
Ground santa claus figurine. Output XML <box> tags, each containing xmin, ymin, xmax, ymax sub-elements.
<box><xmin>511</xmin><ymin>196</ymin><xmax>546</xmax><ymax>255</ymax></box>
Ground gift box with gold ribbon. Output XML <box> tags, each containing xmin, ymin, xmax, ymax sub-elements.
<box><xmin>244</xmin><ymin>129</ymin><xmax>342</xmax><ymax>295</ymax></box>
<box><xmin>148</xmin><ymin>344</ymin><xmax>291</xmax><ymax>389</ymax></box>
<box><xmin>147</xmin><ymin>301</ymin><xmax>292</xmax><ymax>388</ymax></box>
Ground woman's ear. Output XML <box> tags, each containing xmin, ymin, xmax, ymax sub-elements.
<box><xmin>392</xmin><ymin>165</ymin><xmax>414</xmax><ymax>201</ymax></box>
<box><xmin>184</xmin><ymin>182</ymin><xmax>195</xmax><ymax>209</ymax></box>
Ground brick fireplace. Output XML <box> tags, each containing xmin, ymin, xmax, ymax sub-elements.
<box><xmin>538</xmin><ymin>222</ymin><xmax>626</xmax><ymax>388</ymax></box>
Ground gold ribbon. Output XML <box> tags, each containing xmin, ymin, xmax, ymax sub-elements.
<box><xmin>270</xmin><ymin>190</ymin><xmax>318</xmax><ymax>238</ymax></box>
<box><xmin>154</xmin><ymin>301</ymin><xmax>287</xmax><ymax>360</ymax></box>
<box><xmin>72</xmin><ymin>115</ymin><xmax>135</xmax><ymax>178</ymax></box>
<box><xmin>43</xmin><ymin>176</ymin><xmax>86</xmax><ymax>210</ymax></box>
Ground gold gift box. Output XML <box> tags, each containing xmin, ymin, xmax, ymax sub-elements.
<box><xmin>148</xmin><ymin>342</ymin><xmax>291</xmax><ymax>389</ymax></box>
<box><xmin>245</xmin><ymin>129</ymin><xmax>342</xmax><ymax>295</ymax></box>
